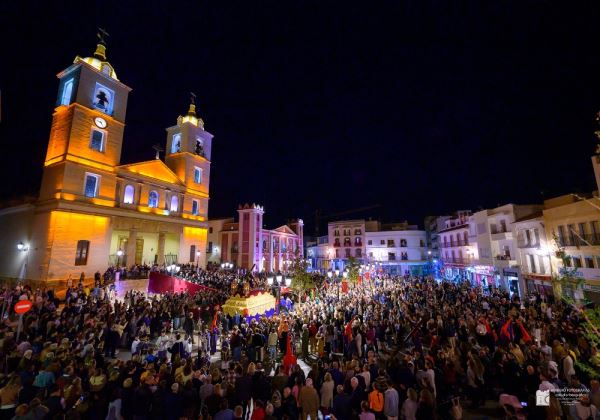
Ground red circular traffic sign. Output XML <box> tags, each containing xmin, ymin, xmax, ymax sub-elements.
<box><xmin>14</xmin><ymin>300</ymin><xmax>33</xmax><ymax>314</ymax></box>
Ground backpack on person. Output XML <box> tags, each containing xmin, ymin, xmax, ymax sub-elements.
<box><xmin>369</xmin><ymin>389</ymin><xmax>384</xmax><ymax>413</ymax></box>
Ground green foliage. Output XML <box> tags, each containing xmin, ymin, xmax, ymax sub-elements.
<box><xmin>346</xmin><ymin>256</ymin><xmax>360</xmax><ymax>283</ymax></box>
<box><xmin>289</xmin><ymin>248</ymin><xmax>314</xmax><ymax>292</ymax></box>
<box><xmin>552</xmin><ymin>235</ymin><xmax>600</xmax><ymax>379</ymax></box>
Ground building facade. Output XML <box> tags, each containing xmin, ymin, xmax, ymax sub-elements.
<box><xmin>308</xmin><ymin>218</ymin><xmax>428</xmax><ymax>274</ymax></box>
<box><xmin>439</xmin><ymin>211</ymin><xmax>474</xmax><ymax>281</ymax></box>
<box><xmin>365</xmin><ymin>223</ymin><xmax>428</xmax><ymax>275</ymax></box>
<box><xmin>0</xmin><ymin>40</ymin><xmax>211</xmax><ymax>284</ymax></box>
<box><xmin>543</xmin><ymin>192</ymin><xmax>600</xmax><ymax>303</ymax></box>
<box><xmin>512</xmin><ymin>212</ymin><xmax>554</xmax><ymax>297</ymax></box>
<box><xmin>329</xmin><ymin>219</ymin><xmax>366</xmax><ymax>269</ymax></box>
<box><xmin>209</xmin><ymin>204</ymin><xmax>304</xmax><ymax>272</ymax></box>
<box><xmin>424</xmin><ymin>215</ymin><xmax>450</xmax><ymax>260</ymax></box>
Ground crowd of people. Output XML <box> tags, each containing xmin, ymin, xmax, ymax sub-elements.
<box><xmin>0</xmin><ymin>267</ymin><xmax>597</xmax><ymax>420</ymax></box>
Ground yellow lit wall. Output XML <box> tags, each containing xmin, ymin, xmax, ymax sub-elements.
<box><xmin>43</xmin><ymin>211</ymin><xmax>111</xmax><ymax>281</ymax></box>
<box><xmin>45</xmin><ymin>107</ymin><xmax>74</xmax><ymax>164</ymax></box>
<box><xmin>180</xmin><ymin>226</ymin><xmax>207</xmax><ymax>266</ymax></box>
<box><xmin>166</xmin><ymin>154</ymin><xmax>211</xmax><ymax>195</ymax></box>
<box><xmin>67</xmin><ymin>106</ymin><xmax>124</xmax><ymax>167</ymax></box>
<box><xmin>40</xmin><ymin>161</ymin><xmax>117</xmax><ymax>205</ymax></box>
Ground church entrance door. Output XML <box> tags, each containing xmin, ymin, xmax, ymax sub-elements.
<box><xmin>135</xmin><ymin>238</ymin><xmax>144</xmax><ymax>265</ymax></box>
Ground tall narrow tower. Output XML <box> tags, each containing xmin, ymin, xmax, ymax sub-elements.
<box><xmin>40</xmin><ymin>35</ymin><xmax>131</xmax><ymax>203</ymax></box>
<box><xmin>237</xmin><ymin>204</ymin><xmax>264</xmax><ymax>271</ymax></box>
<box><xmin>164</xmin><ymin>97</ymin><xmax>213</xmax><ymax>220</ymax></box>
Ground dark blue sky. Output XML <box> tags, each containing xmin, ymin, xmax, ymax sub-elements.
<box><xmin>1</xmin><ymin>1</ymin><xmax>600</xmax><ymax>235</ymax></box>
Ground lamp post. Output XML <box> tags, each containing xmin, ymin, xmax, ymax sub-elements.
<box><xmin>196</xmin><ymin>250</ymin><xmax>201</xmax><ymax>269</ymax></box>
<box><xmin>116</xmin><ymin>249</ymin><xmax>123</xmax><ymax>268</ymax></box>
<box><xmin>16</xmin><ymin>242</ymin><xmax>29</xmax><ymax>282</ymax></box>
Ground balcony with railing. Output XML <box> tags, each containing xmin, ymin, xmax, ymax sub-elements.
<box><xmin>491</xmin><ymin>229</ymin><xmax>512</xmax><ymax>241</ymax></box>
<box><xmin>517</xmin><ymin>239</ymin><xmax>540</xmax><ymax>249</ymax></box>
<box><xmin>558</xmin><ymin>234</ymin><xmax>600</xmax><ymax>247</ymax></box>
<box><xmin>441</xmin><ymin>257</ymin><xmax>473</xmax><ymax>265</ymax></box>
<box><xmin>441</xmin><ymin>239</ymin><xmax>469</xmax><ymax>248</ymax></box>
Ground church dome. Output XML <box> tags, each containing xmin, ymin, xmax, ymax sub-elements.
<box><xmin>74</xmin><ymin>42</ymin><xmax>118</xmax><ymax>80</ymax></box>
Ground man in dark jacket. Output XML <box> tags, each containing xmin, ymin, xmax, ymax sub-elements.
<box><xmin>349</xmin><ymin>376</ymin><xmax>366</xmax><ymax>416</ymax></box>
<box><xmin>332</xmin><ymin>385</ymin><xmax>351</xmax><ymax>420</ymax></box>
<box><xmin>183</xmin><ymin>313</ymin><xmax>195</xmax><ymax>344</ymax></box>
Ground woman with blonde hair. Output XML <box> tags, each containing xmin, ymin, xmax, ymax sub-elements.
<box><xmin>247</xmin><ymin>362</ymin><xmax>256</xmax><ymax>376</ymax></box>
<box><xmin>320</xmin><ymin>372</ymin><xmax>334</xmax><ymax>414</ymax></box>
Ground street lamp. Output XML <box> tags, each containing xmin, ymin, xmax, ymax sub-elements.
<box><xmin>327</xmin><ymin>271</ymin><xmax>333</xmax><ymax>279</ymax></box>
<box><xmin>335</xmin><ymin>269</ymin><xmax>340</xmax><ymax>277</ymax></box>
<box><xmin>267</xmin><ymin>276</ymin><xmax>274</xmax><ymax>286</ymax></box>
<box><xmin>17</xmin><ymin>242</ymin><xmax>24</xmax><ymax>251</ymax></box>
<box><xmin>116</xmin><ymin>249</ymin><xmax>123</xmax><ymax>267</ymax></box>
<box><xmin>276</xmin><ymin>274</ymin><xmax>283</xmax><ymax>284</ymax></box>
<box><xmin>196</xmin><ymin>250</ymin><xmax>201</xmax><ymax>267</ymax></box>
<box><xmin>285</xmin><ymin>277</ymin><xmax>292</xmax><ymax>287</ymax></box>
<box><xmin>343</xmin><ymin>271</ymin><xmax>348</xmax><ymax>279</ymax></box>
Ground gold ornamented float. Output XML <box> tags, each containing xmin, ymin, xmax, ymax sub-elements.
<box><xmin>222</xmin><ymin>281</ymin><xmax>277</xmax><ymax>319</ymax></box>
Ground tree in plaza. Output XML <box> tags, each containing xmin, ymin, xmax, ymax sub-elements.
<box><xmin>289</xmin><ymin>248</ymin><xmax>314</xmax><ymax>294</ymax></box>
<box><xmin>346</xmin><ymin>256</ymin><xmax>361</xmax><ymax>283</ymax></box>
<box><xmin>551</xmin><ymin>234</ymin><xmax>600</xmax><ymax>378</ymax></box>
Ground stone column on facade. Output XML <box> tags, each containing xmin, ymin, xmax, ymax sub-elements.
<box><xmin>126</xmin><ymin>230</ymin><xmax>137</xmax><ymax>267</ymax></box>
<box><xmin>157</xmin><ymin>232</ymin><xmax>166</xmax><ymax>265</ymax></box>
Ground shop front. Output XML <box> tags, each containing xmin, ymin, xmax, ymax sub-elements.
<box><xmin>468</xmin><ymin>265</ymin><xmax>499</xmax><ymax>292</ymax></box>
<box><xmin>503</xmin><ymin>268</ymin><xmax>522</xmax><ymax>298</ymax></box>
<box><xmin>524</xmin><ymin>274</ymin><xmax>554</xmax><ymax>297</ymax></box>
<box><xmin>442</xmin><ymin>265</ymin><xmax>469</xmax><ymax>282</ymax></box>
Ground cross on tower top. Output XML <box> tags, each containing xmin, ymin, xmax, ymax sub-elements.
<box><xmin>187</xmin><ymin>92</ymin><xmax>197</xmax><ymax>117</ymax></box>
<box><xmin>97</xmin><ymin>28</ymin><xmax>110</xmax><ymax>45</ymax></box>
<box><xmin>152</xmin><ymin>143</ymin><xmax>164</xmax><ymax>160</ymax></box>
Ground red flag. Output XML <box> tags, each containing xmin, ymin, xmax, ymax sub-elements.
<box><xmin>344</xmin><ymin>319</ymin><xmax>353</xmax><ymax>341</ymax></box>
<box><xmin>500</xmin><ymin>319</ymin><xmax>513</xmax><ymax>342</ymax></box>
<box><xmin>283</xmin><ymin>334</ymin><xmax>297</xmax><ymax>375</ymax></box>
<box><xmin>211</xmin><ymin>311</ymin><xmax>218</xmax><ymax>330</ymax></box>
<box><xmin>516</xmin><ymin>320</ymin><xmax>532</xmax><ymax>343</ymax></box>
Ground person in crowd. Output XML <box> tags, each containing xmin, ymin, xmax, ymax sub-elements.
<box><xmin>0</xmin><ymin>267</ymin><xmax>597</xmax><ymax>420</ymax></box>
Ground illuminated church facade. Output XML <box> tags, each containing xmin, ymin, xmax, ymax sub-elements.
<box><xmin>0</xmin><ymin>40</ymin><xmax>212</xmax><ymax>283</ymax></box>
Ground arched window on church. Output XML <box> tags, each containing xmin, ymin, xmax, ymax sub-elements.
<box><xmin>171</xmin><ymin>133</ymin><xmax>181</xmax><ymax>154</ymax></box>
<box><xmin>61</xmin><ymin>78</ymin><xmax>74</xmax><ymax>106</ymax></box>
<box><xmin>170</xmin><ymin>195</ymin><xmax>179</xmax><ymax>212</ymax></box>
<box><xmin>148</xmin><ymin>191</ymin><xmax>159</xmax><ymax>208</ymax></box>
<box><xmin>123</xmin><ymin>185</ymin><xmax>135</xmax><ymax>204</ymax></box>
<box><xmin>195</xmin><ymin>136</ymin><xmax>204</xmax><ymax>156</ymax></box>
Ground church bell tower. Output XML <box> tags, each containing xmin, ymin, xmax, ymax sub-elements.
<box><xmin>164</xmin><ymin>95</ymin><xmax>213</xmax><ymax>219</ymax></box>
<box><xmin>40</xmin><ymin>31</ymin><xmax>132</xmax><ymax>203</ymax></box>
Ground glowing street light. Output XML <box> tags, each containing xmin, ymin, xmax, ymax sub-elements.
<box><xmin>267</xmin><ymin>276</ymin><xmax>274</xmax><ymax>286</ymax></box>
<box><xmin>327</xmin><ymin>271</ymin><xmax>333</xmax><ymax>279</ymax></box>
<box><xmin>17</xmin><ymin>242</ymin><xmax>24</xmax><ymax>251</ymax></box>
<box><xmin>116</xmin><ymin>249</ymin><xmax>124</xmax><ymax>267</ymax></box>
<box><xmin>285</xmin><ymin>277</ymin><xmax>292</xmax><ymax>287</ymax></box>
<box><xmin>276</xmin><ymin>274</ymin><xmax>283</xmax><ymax>284</ymax></box>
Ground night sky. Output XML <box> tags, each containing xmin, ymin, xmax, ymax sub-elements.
<box><xmin>2</xmin><ymin>2</ymin><xmax>600</xmax><ymax>235</ymax></box>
